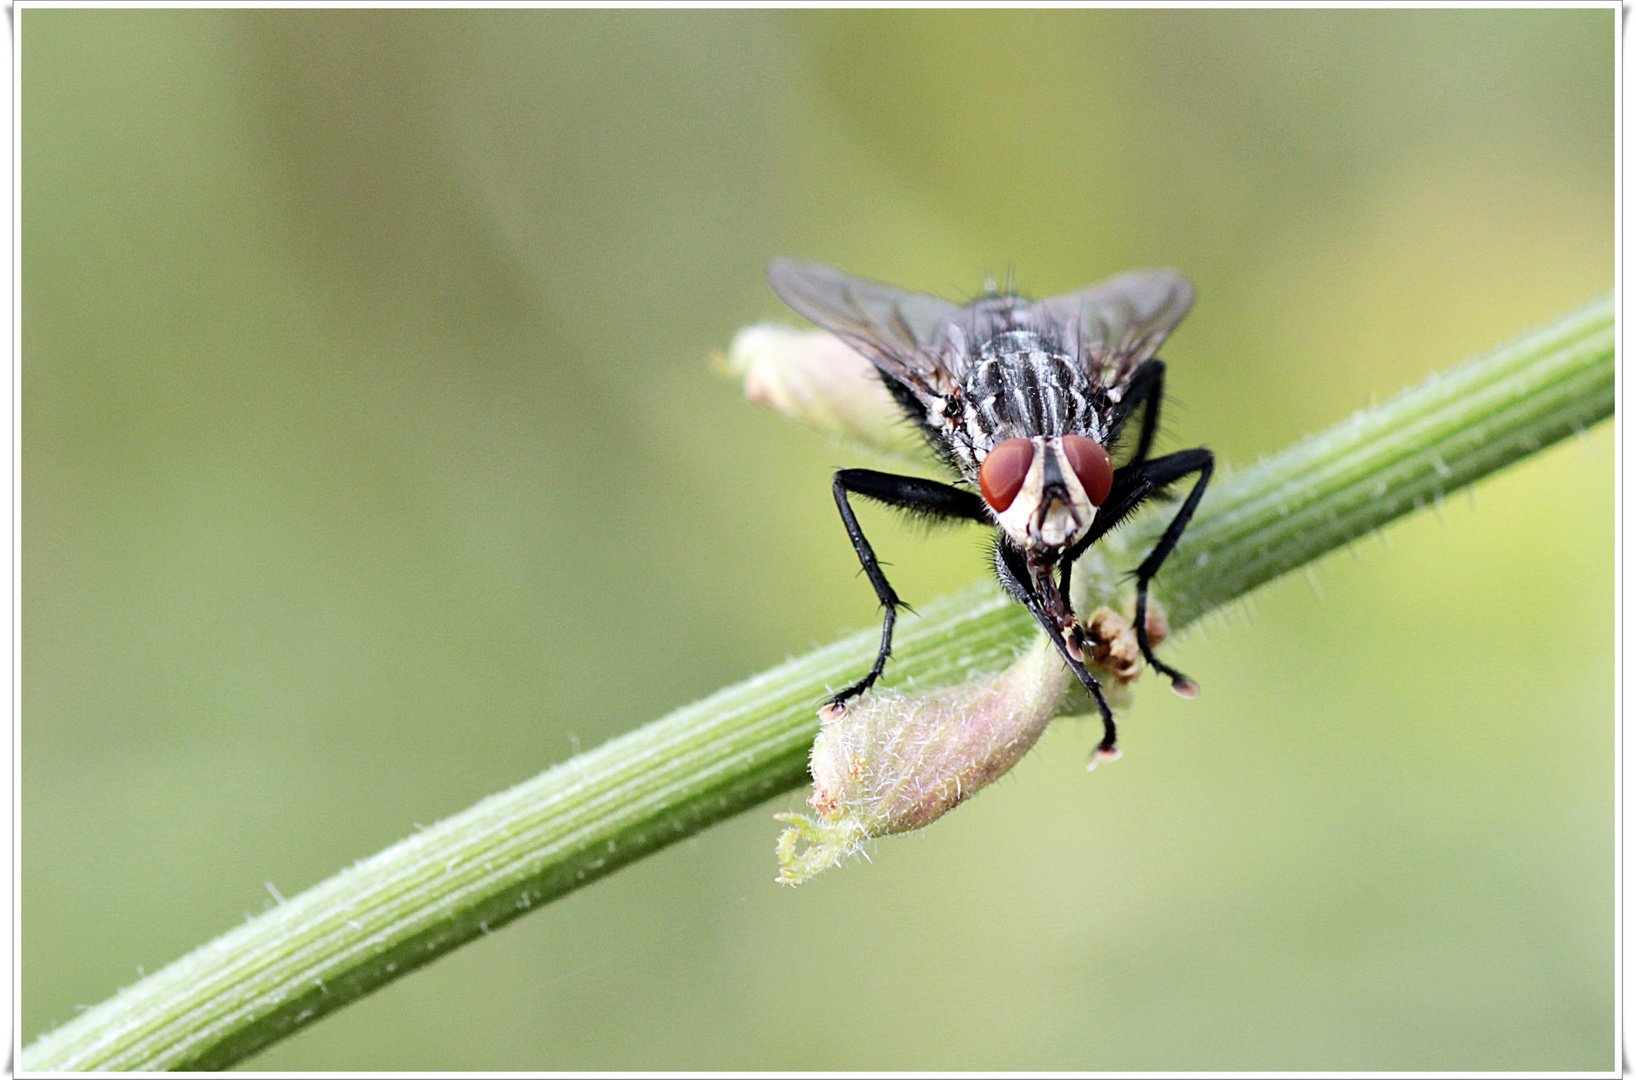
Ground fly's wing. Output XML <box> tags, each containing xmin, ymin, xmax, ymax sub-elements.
<box><xmin>767</xmin><ymin>259</ymin><xmax>964</xmax><ymax>400</ymax></box>
<box><xmin>1033</xmin><ymin>269</ymin><xmax>1194</xmax><ymax>387</ymax></box>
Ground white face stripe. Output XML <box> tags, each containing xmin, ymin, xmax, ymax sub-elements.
<box><xmin>990</xmin><ymin>436</ymin><xmax>1098</xmax><ymax>552</ymax></box>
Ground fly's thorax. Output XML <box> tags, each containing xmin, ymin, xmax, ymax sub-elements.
<box><xmin>965</xmin><ymin>337</ymin><xmax>1107</xmax><ymax>442</ymax></box>
<box><xmin>978</xmin><ymin>434</ymin><xmax>1112</xmax><ymax>552</ymax></box>
<box><xmin>930</xmin><ymin>334</ymin><xmax>1112</xmax><ymax>473</ymax></box>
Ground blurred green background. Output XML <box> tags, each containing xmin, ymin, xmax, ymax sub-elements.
<box><xmin>22</xmin><ymin>8</ymin><xmax>1612</xmax><ymax>1071</ymax></box>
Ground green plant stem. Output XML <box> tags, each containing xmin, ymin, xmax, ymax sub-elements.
<box><xmin>23</xmin><ymin>293</ymin><xmax>1613</xmax><ymax>1071</ymax></box>
<box><xmin>1142</xmin><ymin>294</ymin><xmax>1615</xmax><ymax>625</ymax></box>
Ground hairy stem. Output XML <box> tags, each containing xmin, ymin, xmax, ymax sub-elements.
<box><xmin>23</xmin><ymin>293</ymin><xmax>1612</xmax><ymax>1071</ymax></box>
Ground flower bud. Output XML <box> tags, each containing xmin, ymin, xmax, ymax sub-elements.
<box><xmin>776</xmin><ymin>635</ymin><xmax>1072</xmax><ymax>885</ymax></box>
<box><xmin>714</xmin><ymin>323</ymin><xmax>923</xmax><ymax>458</ymax></box>
<box><xmin>774</xmin><ymin>602</ymin><xmax>1177</xmax><ymax>884</ymax></box>
<box><xmin>1081</xmin><ymin>605</ymin><xmax>1166</xmax><ymax>686</ymax></box>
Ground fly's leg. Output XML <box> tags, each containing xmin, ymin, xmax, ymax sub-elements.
<box><xmin>1053</xmin><ymin>558</ymin><xmax>1090</xmax><ymax>663</ymax></box>
<box><xmin>996</xmin><ymin>542</ymin><xmax>1118</xmax><ymax>753</ymax></box>
<box><xmin>1056</xmin><ymin>359</ymin><xmax>1167</xmax><ymax>656</ymax></box>
<box><xmin>1114</xmin><ymin>359</ymin><xmax>1167</xmax><ymax>468</ymax></box>
<box><xmin>1059</xmin><ymin>445</ymin><xmax>1213</xmax><ymax>696</ymax></box>
<box><xmin>1125</xmin><ymin>448</ymin><xmax>1214</xmax><ymax>697</ymax></box>
<box><xmin>1060</xmin><ymin>448</ymin><xmax>1167</xmax><ymax>603</ymax></box>
<box><xmin>1058</xmin><ymin>468</ymin><xmax>1152</xmax><ymax>657</ymax></box>
<box><xmin>828</xmin><ymin>469</ymin><xmax>987</xmax><ymax>711</ymax></box>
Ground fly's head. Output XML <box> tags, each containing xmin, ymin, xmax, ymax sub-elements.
<box><xmin>978</xmin><ymin>433</ymin><xmax>1113</xmax><ymax>557</ymax></box>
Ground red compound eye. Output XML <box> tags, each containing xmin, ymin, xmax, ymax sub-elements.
<box><xmin>1062</xmin><ymin>435</ymin><xmax>1113</xmax><ymax>505</ymax></box>
<box><xmin>979</xmin><ymin>438</ymin><xmax>1034</xmax><ymax>512</ymax></box>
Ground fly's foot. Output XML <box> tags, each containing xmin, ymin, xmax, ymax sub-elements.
<box><xmin>1085</xmin><ymin>745</ymin><xmax>1124</xmax><ymax>772</ymax></box>
<box><xmin>818</xmin><ymin>700</ymin><xmax>849</xmax><ymax>723</ymax></box>
<box><xmin>1145</xmin><ymin>648</ymin><xmax>1199</xmax><ymax>697</ymax></box>
<box><xmin>820</xmin><ymin>676</ymin><xmax>875</xmax><ymax>721</ymax></box>
<box><xmin>1133</xmin><ymin>606</ymin><xmax>1198</xmax><ymax>697</ymax></box>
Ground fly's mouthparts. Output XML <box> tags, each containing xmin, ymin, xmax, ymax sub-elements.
<box><xmin>1032</xmin><ymin>495</ymin><xmax>1081</xmax><ymax>549</ymax></box>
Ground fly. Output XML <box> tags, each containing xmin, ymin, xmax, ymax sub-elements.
<box><xmin>768</xmin><ymin>259</ymin><xmax>1214</xmax><ymax>755</ymax></box>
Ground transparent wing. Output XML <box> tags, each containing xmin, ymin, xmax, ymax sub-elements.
<box><xmin>1033</xmin><ymin>269</ymin><xmax>1195</xmax><ymax>383</ymax></box>
<box><xmin>767</xmin><ymin>259</ymin><xmax>963</xmax><ymax>391</ymax></box>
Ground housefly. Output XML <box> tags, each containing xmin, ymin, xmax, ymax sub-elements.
<box><xmin>768</xmin><ymin>259</ymin><xmax>1214</xmax><ymax>755</ymax></box>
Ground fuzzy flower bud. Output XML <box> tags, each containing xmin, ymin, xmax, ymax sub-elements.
<box><xmin>714</xmin><ymin>323</ymin><xmax>923</xmax><ymax>458</ymax></box>
<box><xmin>775</xmin><ymin>635</ymin><xmax>1072</xmax><ymax>885</ymax></box>
<box><xmin>774</xmin><ymin>604</ymin><xmax>1171</xmax><ymax>884</ymax></box>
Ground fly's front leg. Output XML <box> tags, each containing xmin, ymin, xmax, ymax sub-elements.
<box><xmin>1054</xmin><ymin>568</ymin><xmax>1091</xmax><ymax>664</ymax></box>
<box><xmin>1126</xmin><ymin>448</ymin><xmax>1214</xmax><ymax>697</ymax></box>
<box><xmin>1056</xmin><ymin>451</ymin><xmax>1159</xmax><ymax>661</ymax></box>
<box><xmin>828</xmin><ymin>469</ymin><xmax>987</xmax><ymax>712</ymax></box>
<box><xmin>1031</xmin><ymin>554</ymin><xmax>1087</xmax><ymax>663</ymax></box>
<box><xmin>1059</xmin><ymin>445</ymin><xmax>1213</xmax><ymax>695</ymax></box>
<box><xmin>1055</xmin><ymin>363</ymin><xmax>1164</xmax><ymax>656</ymax></box>
<box><xmin>997</xmin><ymin>542</ymin><xmax>1118</xmax><ymax>753</ymax></box>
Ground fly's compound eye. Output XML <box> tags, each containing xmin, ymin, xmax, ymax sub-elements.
<box><xmin>979</xmin><ymin>437</ymin><xmax>1035</xmax><ymax>512</ymax></box>
<box><xmin>1062</xmin><ymin>434</ymin><xmax>1113</xmax><ymax>506</ymax></box>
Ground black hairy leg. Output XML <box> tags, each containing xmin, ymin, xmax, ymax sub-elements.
<box><xmin>995</xmin><ymin>540</ymin><xmax>1119</xmax><ymax>753</ymax></box>
<box><xmin>1056</xmin><ymin>359</ymin><xmax>1167</xmax><ymax>606</ymax></box>
<box><xmin>1112</xmin><ymin>359</ymin><xmax>1166</xmax><ymax>469</ymax></box>
<box><xmin>1126</xmin><ymin>448</ymin><xmax>1213</xmax><ymax>695</ymax></box>
<box><xmin>827</xmin><ymin>469</ymin><xmax>988</xmax><ymax>709</ymax></box>
<box><xmin>1057</xmin><ymin>446</ymin><xmax>1214</xmax><ymax>696</ymax></box>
